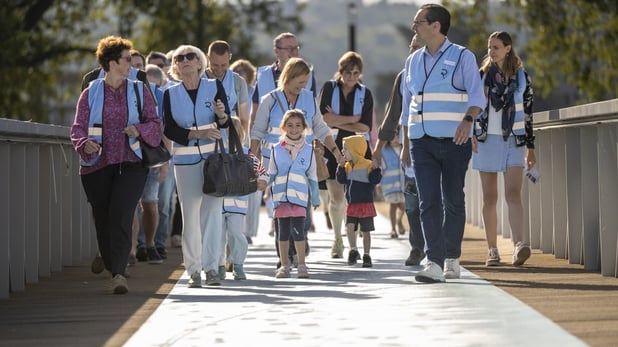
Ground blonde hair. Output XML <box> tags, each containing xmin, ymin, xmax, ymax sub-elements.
<box><xmin>169</xmin><ymin>45</ymin><xmax>207</xmax><ymax>81</ymax></box>
<box><xmin>278</xmin><ymin>57</ymin><xmax>311</xmax><ymax>89</ymax></box>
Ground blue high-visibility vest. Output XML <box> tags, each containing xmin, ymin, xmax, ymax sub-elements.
<box><xmin>168</xmin><ymin>79</ymin><xmax>227</xmax><ymax>165</ymax></box>
<box><xmin>83</xmin><ymin>79</ymin><xmax>143</xmax><ymax>166</ymax></box>
<box><xmin>405</xmin><ymin>44</ymin><xmax>469</xmax><ymax>139</ymax></box>
<box><xmin>271</xmin><ymin>143</ymin><xmax>313</xmax><ymax>208</ymax></box>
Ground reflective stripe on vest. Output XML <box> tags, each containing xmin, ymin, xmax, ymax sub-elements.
<box><xmin>83</xmin><ymin>79</ymin><xmax>142</xmax><ymax>166</ymax></box>
<box><xmin>223</xmin><ymin>195</ymin><xmax>249</xmax><ymax>214</ymax></box>
<box><xmin>380</xmin><ymin>146</ymin><xmax>404</xmax><ymax>196</ymax></box>
<box><xmin>168</xmin><ymin>79</ymin><xmax>226</xmax><ymax>165</ymax></box>
<box><xmin>261</xmin><ymin>89</ymin><xmax>315</xmax><ymax>158</ymax></box>
<box><xmin>406</xmin><ymin>44</ymin><xmax>469</xmax><ymax>139</ymax></box>
<box><xmin>271</xmin><ymin>144</ymin><xmax>313</xmax><ymax>208</ymax></box>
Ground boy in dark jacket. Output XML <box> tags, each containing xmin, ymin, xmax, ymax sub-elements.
<box><xmin>336</xmin><ymin>135</ymin><xmax>382</xmax><ymax>267</ymax></box>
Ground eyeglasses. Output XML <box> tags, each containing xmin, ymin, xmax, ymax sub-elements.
<box><xmin>118</xmin><ymin>56</ymin><xmax>131</xmax><ymax>63</ymax></box>
<box><xmin>277</xmin><ymin>46</ymin><xmax>300</xmax><ymax>52</ymax></box>
<box><xmin>174</xmin><ymin>52</ymin><xmax>197</xmax><ymax>62</ymax></box>
<box><xmin>412</xmin><ymin>20</ymin><xmax>430</xmax><ymax>26</ymax></box>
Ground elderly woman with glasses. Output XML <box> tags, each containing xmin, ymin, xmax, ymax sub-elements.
<box><xmin>71</xmin><ymin>35</ymin><xmax>162</xmax><ymax>294</ymax></box>
<box><xmin>163</xmin><ymin>45</ymin><xmax>231</xmax><ymax>288</ymax></box>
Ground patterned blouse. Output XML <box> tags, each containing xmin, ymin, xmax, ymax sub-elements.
<box><xmin>71</xmin><ymin>80</ymin><xmax>161</xmax><ymax>175</ymax></box>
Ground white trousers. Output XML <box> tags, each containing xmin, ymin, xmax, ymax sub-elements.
<box><xmin>175</xmin><ymin>162</ymin><xmax>224</xmax><ymax>274</ymax></box>
<box><xmin>243</xmin><ymin>190</ymin><xmax>263</xmax><ymax>237</ymax></box>
<box><xmin>221</xmin><ymin>213</ymin><xmax>249</xmax><ymax>265</ymax></box>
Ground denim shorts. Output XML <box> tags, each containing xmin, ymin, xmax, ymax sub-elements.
<box><xmin>472</xmin><ymin>134</ymin><xmax>525</xmax><ymax>172</ymax></box>
<box><xmin>140</xmin><ymin>169</ymin><xmax>160</xmax><ymax>203</ymax></box>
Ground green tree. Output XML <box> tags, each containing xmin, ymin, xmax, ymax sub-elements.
<box><xmin>505</xmin><ymin>0</ymin><xmax>618</xmax><ymax>103</ymax></box>
<box><xmin>0</xmin><ymin>0</ymin><xmax>303</xmax><ymax>123</ymax></box>
<box><xmin>0</xmin><ymin>1</ymin><xmax>102</xmax><ymax>122</ymax></box>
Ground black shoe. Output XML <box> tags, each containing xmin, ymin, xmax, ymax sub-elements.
<box><xmin>405</xmin><ymin>249</ymin><xmax>425</xmax><ymax>266</ymax></box>
<box><xmin>347</xmin><ymin>249</ymin><xmax>360</xmax><ymax>265</ymax></box>
<box><xmin>146</xmin><ymin>246</ymin><xmax>163</xmax><ymax>264</ymax></box>
<box><xmin>136</xmin><ymin>247</ymin><xmax>148</xmax><ymax>262</ymax></box>
<box><xmin>156</xmin><ymin>246</ymin><xmax>168</xmax><ymax>260</ymax></box>
<box><xmin>362</xmin><ymin>254</ymin><xmax>372</xmax><ymax>268</ymax></box>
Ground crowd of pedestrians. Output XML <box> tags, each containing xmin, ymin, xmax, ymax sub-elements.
<box><xmin>71</xmin><ymin>3</ymin><xmax>536</xmax><ymax>294</ymax></box>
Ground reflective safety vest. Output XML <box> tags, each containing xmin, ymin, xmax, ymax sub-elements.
<box><xmin>168</xmin><ymin>79</ymin><xmax>227</xmax><ymax>165</ymax></box>
<box><xmin>83</xmin><ymin>79</ymin><xmax>143</xmax><ymax>166</ymax></box>
<box><xmin>328</xmin><ymin>81</ymin><xmax>369</xmax><ymax>141</ymax></box>
<box><xmin>205</xmin><ymin>69</ymin><xmax>238</xmax><ymax>116</ymax></box>
<box><xmin>380</xmin><ymin>145</ymin><xmax>405</xmax><ymax>196</ymax></box>
<box><xmin>255</xmin><ymin>65</ymin><xmax>315</xmax><ymax>100</ymax></box>
<box><xmin>406</xmin><ymin>44</ymin><xmax>469</xmax><ymax>139</ymax></box>
<box><xmin>271</xmin><ymin>143</ymin><xmax>313</xmax><ymax>208</ymax></box>
<box><xmin>223</xmin><ymin>195</ymin><xmax>249</xmax><ymax>215</ymax></box>
<box><xmin>481</xmin><ymin>68</ymin><xmax>527</xmax><ymax>136</ymax></box>
<box><xmin>261</xmin><ymin>89</ymin><xmax>315</xmax><ymax>158</ymax></box>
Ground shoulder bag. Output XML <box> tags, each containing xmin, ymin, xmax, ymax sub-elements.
<box><xmin>134</xmin><ymin>82</ymin><xmax>171</xmax><ymax>168</ymax></box>
<box><xmin>202</xmin><ymin>121</ymin><xmax>258</xmax><ymax>197</ymax></box>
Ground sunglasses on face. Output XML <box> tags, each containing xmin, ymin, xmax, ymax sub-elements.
<box><xmin>174</xmin><ymin>52</ymin><xmax>197</xmax><ymax>63</ymax></box>
<box><xmin>118</xmin><ymin>56</ymin><xmax>131</xmax><ymax>63</ymax></box>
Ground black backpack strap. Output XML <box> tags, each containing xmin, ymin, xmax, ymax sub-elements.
<box><xmin>133</xmin><ymin>81</ymin><xmax>143</xmax><ymax>122</ymax></box>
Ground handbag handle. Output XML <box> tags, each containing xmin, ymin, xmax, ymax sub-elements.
<box><xmin>133</xmin><ymin>81</ymin><xmax>143</xmax><ymax>122</ymax></box>
<box><xmin>226</xmin><ymin>120</ymin><xmax>244</xmax><ymax>155</ymax></box>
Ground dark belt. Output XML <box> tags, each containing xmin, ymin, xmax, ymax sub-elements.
<box><xmin>421</xmin><ymin>134</ymin><xmax>453</xmax><ymax>141</ymax></box>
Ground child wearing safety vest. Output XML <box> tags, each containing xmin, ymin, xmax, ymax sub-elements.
<box><xmin>268</xmin><ymin>109</ymin><xmax>320</xmax><ymax>279</ymax></box>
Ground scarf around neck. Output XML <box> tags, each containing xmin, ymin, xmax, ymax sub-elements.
<box><xmin>281</xmin><ymin>134</ymin><xmax>306</xmax><ymax>160</ymax></box>
<box><xmin>485</xmin><ymin>64</ymin><xmax>519</xmax><ymax>140</ymax></box>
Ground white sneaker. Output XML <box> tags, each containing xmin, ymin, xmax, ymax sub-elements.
<box><xmin>444</xmin><ymin>258</ymin><xmax>460</xmax><ymax>279</ymax></box>
<box><xmin>415</xmin><ymin>262</ymin><xmax>445</xmax><ymax>283</ymax></box>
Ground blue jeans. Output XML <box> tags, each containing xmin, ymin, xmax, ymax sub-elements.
<box><xmin>410</xmin><ymin>136</ymin><xmax>471</xmax><ymax>268</ymax></box>
<box><xmin>137</xmin><ymin>167</ymin><xmax>174</xmax><ymax>249</ymax></box>
<box><xmin>404</xmin><ymin>176</ymin><xmax>424</xmax><ymax>253</ymax></box>
<box><xmin>155</xmin><ymin>166</ymin><xmax>175</xmax><ymax>248</ymax></box>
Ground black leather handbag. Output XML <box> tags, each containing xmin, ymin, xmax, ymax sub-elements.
<box><xmin>202</xmin><ymin>121</ymin><xmax>257</xmax><ymax>197</ymax></box>
<box><xmin>134</xmin><ymin>82</ymin><xmax>171</xmax><ymax>168</ymax></box>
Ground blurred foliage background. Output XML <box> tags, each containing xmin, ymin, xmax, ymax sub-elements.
<box><xmin>1</xmin><ymin>0</ymin><xmax>617</xmax><ymax>124</ymax></box>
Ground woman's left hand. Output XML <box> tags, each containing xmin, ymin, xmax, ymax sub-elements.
<box><xmin>526</xmin><ymin>149</ymin><xmax>537</xmax><ymax>169</ymax></box>
<box><xmin>123</xmin><ymin>125</ymin><xmax>140</xmax><ymax>138</ymax></box>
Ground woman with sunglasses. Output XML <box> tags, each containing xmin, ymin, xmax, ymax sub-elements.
<box><xmin>163</xmin><ymin>45</ymin><xmax>231</xmax><ymax>288</ymax></box>
<box><xmin>71</xmin><ymin>36</ymin><xmax>162</xmax><ymax>294</ymax></box>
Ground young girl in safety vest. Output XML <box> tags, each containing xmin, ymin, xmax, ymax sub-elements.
<box><xmin>268</xmin><ymin>109</ymin><xmax>320</xmax><ymax>279</ymax></box>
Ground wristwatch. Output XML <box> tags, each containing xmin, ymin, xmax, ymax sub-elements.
<box><xmin>463</xmin><ymin>114</ymin><xmax>474</xmax><ymax>122</ymax></box>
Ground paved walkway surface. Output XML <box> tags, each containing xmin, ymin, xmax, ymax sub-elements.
<box><xmin>123</xmin><ymin>211</ymin><xmax>584</xmax><ymax>347</ymax></box>
<box><xmin>1</xmin><ymin>204</ymin><xmax>617</xmax><ymax>347</ymax></box>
